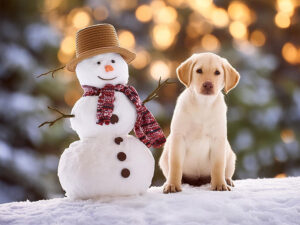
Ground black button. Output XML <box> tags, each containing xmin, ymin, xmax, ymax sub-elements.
<box><xmin>114</xmin><ymin>137</ymin><xmax>123</xmax><ymax>145</ymax></box>
<box><xmin>117</xmin><ymin>152</ymin><xmax>126</xmax><ymax>161</ymax></box>
<box><xmin>110</xmin><ymin>114</ymin><xmax>119</xmax><ymax>124</ymax></box>
<box><xmin>121</xmin><ymin>168</ymin><xmax>130</xmax><ymax>178</ymax></box>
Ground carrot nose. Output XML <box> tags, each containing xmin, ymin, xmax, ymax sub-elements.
<box><xmin>105</xmin><ymin>65</ymin><xmax>114</xmax><ymax>72</ymax></box>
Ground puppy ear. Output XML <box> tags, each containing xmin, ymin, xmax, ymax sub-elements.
<box><xmin>176</xmin><ymin>56</ymin><xmax>195</xmax><ymax>87</ymax></box>
<box><xmin>222</xmin><ymin>58</ymin><xmax>240</xmax><ymax>94</ymax></box>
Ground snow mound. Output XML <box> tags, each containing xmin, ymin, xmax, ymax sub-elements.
<box><xmin>0</xmin><ymin>177</ymin><xmax>299</xmax><ymax>225</ymax></box>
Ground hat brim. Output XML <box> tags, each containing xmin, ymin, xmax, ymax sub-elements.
<box><xmin>66</xmin><ymin>46</ymin><xmax>136</xmax><ymax>72</ymax></box>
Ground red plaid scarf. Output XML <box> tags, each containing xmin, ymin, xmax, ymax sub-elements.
<box><xmin>82</xmin><ymin>84</ymin><xmax>166</xmax><ymax>148</ymax></box>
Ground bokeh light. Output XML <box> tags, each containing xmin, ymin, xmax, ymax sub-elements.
<box><xmin>60</xmin><ymin>36</ymin><xmax>75</xmax><ymax>55</ymax></box>
<box><xmin>276</xmin><ymin>0</ymin><xmax>294</xmax><ymax>16</ymax></box>
<box><xmin>118</xmin><ymin>30</ymin><xmax>136</xmax><ymax>50</ymax></box>
<box><xmin>228</xmin><ymin>1</ymin><xmax>253</xmax><ymax>25</ymax></box>
<box><xmin>229</xmin><ymin>21</ymin><xmax>248</xmax><ymax>39</ymax></box>
<box><xmin>111</xmin><ymin>0</ymin><xmax>137</xmax><ymax>11</ymax></box>
<box><xmin>150</xmin><ymin>60</ymin><xmax>170</xmax><ymax>80</ymax></box>
<box><xmin>72</xmin><ymin>10</ymin><xmax>91</xmax><ymax>29</ymax></box>
<box><xmin>135</xmin><ymin>5</ymin><xmax>152</xmax><ymax>23</ymax></box>
<box><xmin>152</xmin><ymin>24</ymin><xmax>176</xmax><ymax>50</ymax></box>
<box><xmin>280</xmin><ymin>129</ymin><xmax>295</xmax><ymax>144</ymax></box>
<box><xmin>250</xmin><ymin>30</ymin><xmax>266</xmax><ymax>47</ymax></box>
<box><xmin>211</xmin><ymin>8</ymin><xmax>229</xmax><ymax>28</ymax></box>
<box><xmin>282</xmin><ymin>42</ymin><xmax>299</xmax><ymax>64</ymax></box>
<box><xmin>64</xmin><ymin>89</ymin><xmax>82</xmax><ymax>107</ymax></box>
<box><xmin>275</xmin><ymin>173</ymin><xmax>287</xmax><ymax>178</ymax></box>
<box><xmin>166</xmin><ymin>0</ymin><xmax>186</xmax><ymax>7</ymax></box>
<box><xmin>44</xmin><ymin>0</ymin><xmax>62</xmax><ymax>11</ymax></box>
<box><xmin>274</xmin><ymin>12</ymin><xmax>291</xmax><ymax>28</ymax></box>
<box><xmin>131</xmin><ymin>50</ymin><xmax>151</xmax><ymax>70</ymax></box>
<box><xmin>201</xmin><ymin>34</ymin><xmax>220</xmax><ymax>51</ymax></box>
<box><xmin>93</xmin><ymin>6</ymin><xmax>109</xmax><ymax>21</ymax></box>
<box><xmin>154</xmin><ymin>6</ymin><xmax>177</xmax><ymax>24</ymax></box>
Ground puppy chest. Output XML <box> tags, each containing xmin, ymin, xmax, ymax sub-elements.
<box><xmin>182</xmin><ymin>137</ymin><xmax>211</xmax><ymax>177</ymax></box>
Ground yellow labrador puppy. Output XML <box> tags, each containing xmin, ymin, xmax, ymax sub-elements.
<box><xmin>159</xmin><ymin>52</ymin><xmax>240</xmax><ymax>193</ymax></box>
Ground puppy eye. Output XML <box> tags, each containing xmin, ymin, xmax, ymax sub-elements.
<box><xmin>97</xmin><ymin>61</ymin><xmax>101</xmax><ymax>65</ymax></box>
<box><xmin>215</xmin><ymin>70</ymin><xmax>220</xmax><ymax>75</ymax></box>
<box><xmin>196</xmin><ymin>68</ymin><xmax>203</xmax><ymax>74</ymax></box>
<box><xmin>111</xmin><ymin>59</ymin><xmax>115</xmax><ymax>63</ymax></box>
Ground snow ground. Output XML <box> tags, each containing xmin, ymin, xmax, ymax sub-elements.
<box><xmin>0</xmin><ymin>177</ymin><xmax>299</xmax><ymax>225</ymax></box>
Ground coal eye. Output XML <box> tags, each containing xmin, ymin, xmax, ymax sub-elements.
<box><xmin>196</xmin><ymin>68</ymin><xmax>203</xmax><ymax>74</ymax></box>
<box><xmin>111</xmin><ymin>59</ymin><xmax>115</xmax><ymax>63</ymax></box>
<box><xmin>97</xmin><ymin>61</ymin><xmax>101</xmax><ymax>65</ymax></box>
<box><xmin>215</xmin><ymin>70</ymin><xmax>220</xmax><ymax>75</ymax></box>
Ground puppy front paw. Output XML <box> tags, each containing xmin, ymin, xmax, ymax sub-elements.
<box><xmin>226</xmin><ymin>178</ymin><xmax>235</xmax><ymax>187</ymax></box>
<box><xmin>211</xmin><ymin>180</ymin><xmax>231</xmax><ymax>191</ymax></box>
<box><xmin>163</xmin><ymin>182</ymin><xmax>182</xmax><ymax>194</ymax></box>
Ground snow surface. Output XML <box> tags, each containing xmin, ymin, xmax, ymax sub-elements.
<box><xmin>0</xmin><ymin>177</ymin><xmax>299</xmax><ymax>225</ymax></box>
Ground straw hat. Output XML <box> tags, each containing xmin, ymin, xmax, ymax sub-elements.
<box><xmin>66</xmin><ymin>24</ymin><xmax>136</xmax><ymax>72</ymax></box>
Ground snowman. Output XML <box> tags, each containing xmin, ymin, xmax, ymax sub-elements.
<box><xmin>57</xmin><ymin>24</ymin><xmax>166</xmax><ymax>199</ymax></box>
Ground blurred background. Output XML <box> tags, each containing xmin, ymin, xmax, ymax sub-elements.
<box><xmin>0</xmin><ymin>0</ymin><xmax>299</xmax><ymax>203</ymax></box>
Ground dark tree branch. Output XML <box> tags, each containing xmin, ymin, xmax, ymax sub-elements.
<box><xmin>36</xmin><ymin>66</ymin><xmax>66</xmax><ymax>78</ymax></box>
<box><xmin>142</xmin><ymin>77</ymin><xmax>176</xmax><ymax>105</ymax></box>
<box><xmin>38</xmin><ymin>106</ymin><xmax>74</xmax><ymax>128</ymax></box>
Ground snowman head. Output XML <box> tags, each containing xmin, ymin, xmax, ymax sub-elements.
<box><xmin>75</xmin><ymin>52</ymin><xmax>129</xmax><ymax>88</ymax></box>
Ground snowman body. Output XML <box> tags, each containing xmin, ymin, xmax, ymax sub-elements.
<box><xmin>58</xmin><ymin>53</ymin><xmax>155</xmax><ymax>199</ymax></box>
<box><xmin>58</xmin><ymin>135</ymin><xmax>154</xmax><ymax>199</ymax></box>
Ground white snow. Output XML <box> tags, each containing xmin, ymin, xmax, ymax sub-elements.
<box><xmin>0</xmin><ymin>177</ymin><xmax>299</xmax><ymax>225</ymax></box>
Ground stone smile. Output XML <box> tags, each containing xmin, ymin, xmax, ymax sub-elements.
<box><xmin>97</xmin><ymin>76</ymin><xmax>117</xmax><ymax>81</ymax></box>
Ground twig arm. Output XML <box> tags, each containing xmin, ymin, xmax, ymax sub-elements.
<box><xmin>142</xmin><ymin>77</ymin><xmax>176</xmax><ymax>104</ymax></box>
<box><xmin>38</xmin><ymin>106</ymin><xmax>74</xmax><ymax>128</ymax></box>
<box><xmin>36</xmin><ymin>66</ymin><xmax>65</xmax><ymax>78</ymax></box>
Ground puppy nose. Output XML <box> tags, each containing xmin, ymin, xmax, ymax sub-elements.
<box><xmin>105</xmin><ymin>65</ymin><xmax>114</xmax><ymax>72</ymax></box>
<box><xmin>203</xmin><ymin>81</ymin><xmax>213</xmax><ymax>90</ymax></box>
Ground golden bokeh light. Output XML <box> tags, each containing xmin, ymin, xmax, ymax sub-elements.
<box><xmin>118</xmin><ymin>30</ymin><xmax>136</xmax><ymax>50</ymax></box>
<box><xmin>275</xmin><ymin>173</ymin><xmax>287</xmax><ymax>178</ymax></box>
<box><xmin>277</xmin><ymin>0</ymin><xmax>294</xmax><ymax>16</ymax></box>
<box><xmin>57</xmin><ymin>49</ymin><xmax>74</xmax><ymax>64</ymax></box>
<box><xmin>111</xmin><ymin>0</ymin><xmax>137</xmax><ymax>11</ymax></box>
<box><xmin>72</xmin><ymin>10</ymin><xmax>91</xmax><ymax>29</ymax></box>
<box><xmin>189</xmin><ymin>0</ymin><xmax>213</xmax><ymax>10</ymax></box>
<box><xmin>201</xmin><ymin>34</ymin><xmax>220</xmax><ymax>51</ymax></box>
<box><xmin>229</xmin><ymin>21</ymin><xmax>248</xmax><ymax>39</ymax></box>
<box><xmin>64</xmin><ymin>89</ymin><xmax>82</xmax><ymax>107</ymax></box>
<box><xmin>228</xmin><ymin>1</ymin><xmax>253</xmax><ymax>25</ymax></box>
<box><xmin>189</xmin><ymin>0</ymin><xmax>214</xmax><ymax>18</ymax></box>
<box><xmin>274</xmin><ymin>12</ymin><xmax>291</xmax><ymax>28</ymax></box>
<box><xmin>282</xmin><ymin>42</ymin><xmax>298</xmax><ymax>64</ymax></box>
<box><xmin>132</xmin><ymin>50</ymin><xmax>151</xmax><ymax>69</ymax></box>
<box><xmin>152</xmin><ymin>24</ymin><xmax>176</xmax><ymax>50</ymax></box>
<box><xmin>166</xmin><ymin>0</ymin><xmax>186</xmax><ymax>7</ymax></box>
<box><xmin>154</xmin><ymin>6</ymin><xmax>177</xmax><ymax>24</ymax></box>
<box><xmin>93</xmin><ymin>6</ymin><xmax>109</xmax><ymax>21</ymax></box>
<box><xmin>60</xmin><ymin>36</ymin><xmax>75</xmax><ymax>55</ymax></box>
<box><xmin>280</xmin><ymin>129</ymin><xmax>295</xmax><ymax>143</ymax></box>
<box><xmin>150</xmin><ymin>61</ymin><xmax>170</xmax><ymax>80</ymax></box>
<box><xmin>44</xmin><ymin>0</ymin><xmax>62</xmax><ymax>11</ymax></box>
<box><xmin>250</xmin><ymin>30</ymin><xmax>266</xmax><ymax>47</ymax></box>
<box><xmin>150</xmin><ymin>0</ymin><xmax>166</xmax><ymax>10</ymax></box>
<box><xmin>135</xmin><ymin>5</ymin><xmax>152</xmax><ymax>23</ymax></box>
<box><xmin>211</xmin><ymin>8</ymin><xmax>229</xmax><ymax>28</ymax></box>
